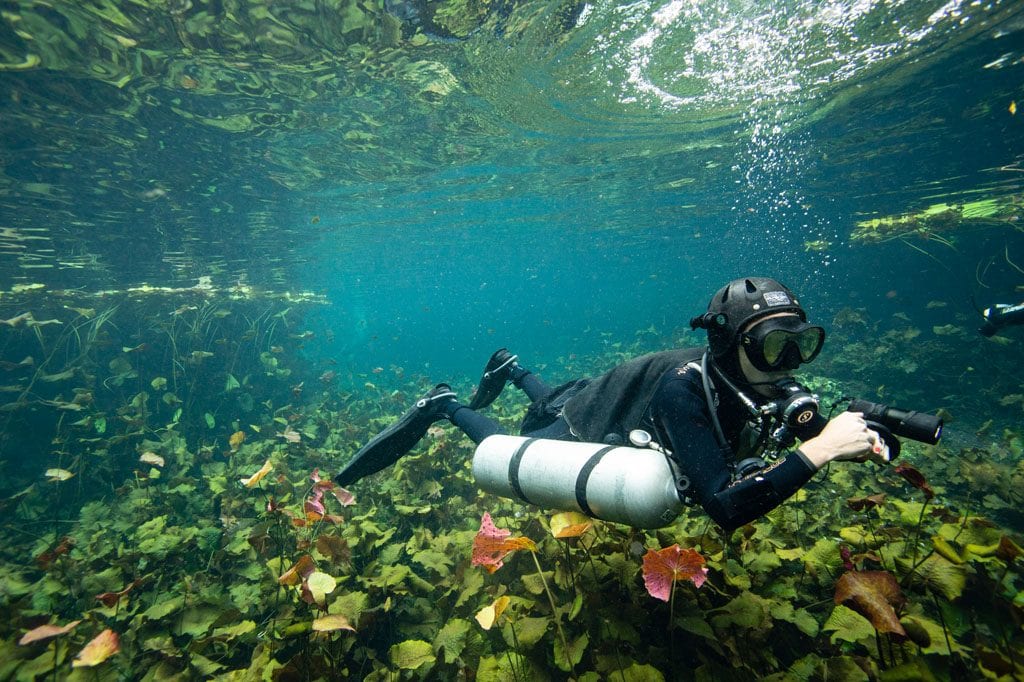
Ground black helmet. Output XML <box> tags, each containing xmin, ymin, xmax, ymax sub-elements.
<box><xmin>691</xmin><ymin>277</ymin><xmax>807</xmax><ymax>359</ymax></box>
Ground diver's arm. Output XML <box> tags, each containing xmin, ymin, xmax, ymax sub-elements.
<box><xmin>650</xmin><ymin>369</ymin><xmax>816</xmax><ymax>532</ymax></box>
<box><xmin>797</xmin><ymin>411</ymin><xmax>890</xmax><ymax>467</ymax></box>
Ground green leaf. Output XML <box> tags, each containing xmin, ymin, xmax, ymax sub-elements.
<box><xmin>823</xmin><ymin>605</ymin><xmax>876</xmax><ymax>644</ymax></box>
<box><xmin>455</xmin><ymin>570</ymin><xmax>484</xmax><ymax>608</ymax></box>
<box><xmin>329</xmin><ymin>591</ymin><xmax>368</xmax><ymax>624</ymax></box>
<box><xmin>0</xmin><ymin>571</ymin><xmax>34</xmax><ymax>599</ymax></box>
<box><xmin>228</xmin><ymin>583</ymin><xmax>263</xmax><ymax>612</ymax></box>
<box><xmin>411</xmin><ymin>549</ymin><xmax>453</xmax><ymax>577</ymax></box>
<box><xmin>433</xmin><ymin>618</ymin><xmax>471</xmax><ymax>664</ymax></box>
<box><xmin>743</xmin><ymin>550</ymin><xmax>782</xmax><ymax>573</ymax></box>
<box><xmin>204</xmin><ymin>412</ymin><xmax>215</xmax><ymax>429</ymax></box>
<box><xmin>910</xmin><ymin>555</ymin><xmax>968</xmax><ymax>601</ymax></box>
<box><xmin>819</xmin><ymin>655</ymin><xmax>871</xmax><ymax>681</ymax></box>
<box><xmin>802</xmin><ymin>538</ymin><xmax>843</xmax><ymax>577</ymax></box>
<box><xmin>211</xmin><ymin>620</ymin><xmax>257</xmax><ymax>639</ymax></box>
<box><xmin>900</xmin><ymin>615</ymin><xmax>967</xmax><ymax>655</ymax></box>
<box><xmin>180</xmin><ymin>605</ymin><xmax>221</xmax><ymax>637</ymax></box>
<box><xmin>569</xmin><ymin>592</ymin><xmax>583</xmax><ymax>621</ymax></box>
<box><xmin>190</xmin><ymin>654</ymin><xmax>225</xmax><ymax>676</ymax></box>
<box><xmin>676</xmin><ymin>615</ymin><xmax>716</xmax><ymax>641</ymax></box>
<box><xmin>711</xmin><ymin>591</ymin><xmax>773</xmax><ymax>632</ymax></box>
<box><xmin>553</xmin><ymin>631</ymin><xmax>588</xmax><ymax>672</ymax></box>
<box><xmin>890</xmin><ymin>499</ymin><xmax>928</xmax><ymax>526</ymax></box>
<box><xmin>389</xmin><ymin>639</ymin><xmax>435</xmax><ymax>670</ymax></box>
<box><xmin>521</xmin><ymin>571</ymin><xmax>553</xmax><ymax>596</ymax></box>
<box><xmin>138</xmin><ymin>530</ymin><xmax>183</xmax><ymax>557</ymax></box>
<box><xmin>620</xmin><ymin>663</ymin><xmax>666</xmax><ymax>682</ymax></box>
<box><xmin>477</xmin><ymin>653</ymin><xmax>529</xmax><ymax>682</ymax></box>
<box><xmin>722</xmin><ymin>558</ymin><xmax>751</xmax><ymax>590</ymax></box>
<box><xmin>225</xmin><ymin>374</ymin><xmax>240</xmax><ymax>392</ymax></box>
<box><xmin>363</xmin><ymin>563</ymin><xmax>412</xmax><ymax>590</ymax></box>
<box><xmin>94</xmin><ymin>417</ymin><xmax>106</xmax><ymax>434</ymax></box>
<box><xmin>771</xmin><ymin>600</ymin><xmax>820</xmax><ymax>637</ymax></box>
<box><xmin>503</xmin><ymin>616</ymin><xmax>549</xmax><ymax>648</ymax></box>
<box><xmin>144</xmin><ymin>595</ymin><xmax>185</xmax><ymax>620</ymax></box>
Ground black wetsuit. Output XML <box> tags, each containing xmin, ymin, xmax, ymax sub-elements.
<box><xmin>457</xmin><ymin>349</ymin><xmax>825</xmax><ymax>532</ymax></box>
<box><xmin>641</xmin><ymin>361</ymin><xmax>823</xmax><ymax>531</ymax></box>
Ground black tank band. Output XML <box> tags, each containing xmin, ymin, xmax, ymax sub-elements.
<box><xmin>575</xmin><ymin>445</ymin><xmax>617</xmax><ymax>517</ymax></box>
<box><xmin>508</xmin><ymin>438</ymin><xmax>538</xmax><ymax>505</ymax></box>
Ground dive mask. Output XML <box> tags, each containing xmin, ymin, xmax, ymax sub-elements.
<box><xmin>741</xmin><ymin>316</ymin><xmax>825</xmax><ymax>372</ymax></box>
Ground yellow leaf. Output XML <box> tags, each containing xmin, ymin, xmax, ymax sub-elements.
<box><xmin>72</xmin><ymin>629</ymin><xmax>120</xmax><ymax>667</ymax></box>
<box><xmin>312</xmin><ymin>614</ymin><xmax>356</xmax><ymax>633</ymax></box>
<box><xmin>931</xmin><ymin>536</ymin><xmax>964</xmax><ymax>564</ymax></box>
<box><xmin>774</xmin><ymin>547</ymin><xmax>804</xmax><ymax>561</ymax></box>
<box><xmin>475</xmin><ymin>596</ymin><xmax>511</xmax><ymax>630</ymax></box>
<box><xmin>139</xmin><ymin>452</ymin><xmax>164</xmax><ymax>467</ymax></box>
<box><xmin>229</xmin><ymin>430</ymin><xmax>245</xmax><ymax>450</ymax></box>
<box><xmin>550</xmin><ymin>511</ymin><xmax>593</xmax><ymax>539</ymax></box>
<box><xmin>45</xmin><ymin>468</ymin><xmax>74</xmax><ymax>482</ymax></box>
<box><xmin>306</xmin><ymin>571</ymin><xmax>337</xmax><ymax>606</ymax></box>
<box><xmin>240</xmin><ymin>460</ymin><xmax>273</xmax><ymax>487</ymax></box>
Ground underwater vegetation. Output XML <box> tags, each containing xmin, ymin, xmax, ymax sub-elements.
<box><xmin>851</xmin><ymin>193</ymin><xmax>1024</xmax><ymax>245</ymax></box>
<box><xmin>0</xmin><ymin>281</ymin><xmax>1023</xmax><ymax>680</ymax></box>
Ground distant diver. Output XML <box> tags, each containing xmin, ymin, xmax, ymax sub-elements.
<box><xmin>335</xmin><ymin>277</ymin><xmax>942</xmax><ymax>531</ymax></box>
<box><xmin>979</xmin><ymin>300</ymin><xmax>1024</xmax><ymax>337</ymax></box>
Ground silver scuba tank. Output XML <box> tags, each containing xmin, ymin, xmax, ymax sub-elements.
<box><xmin>471</xmin><ymin>434</ymin><xmax>684</xmax><ymax>529</ymax></box>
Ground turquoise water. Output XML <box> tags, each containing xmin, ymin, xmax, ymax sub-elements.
<box><xmin>2</xmin><ymin>1</ymin><xmax>1024</xmax><ymax>679</ymax></box>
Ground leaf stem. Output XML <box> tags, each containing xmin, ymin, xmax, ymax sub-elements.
<box><xmin>529</xmin><ymin>550</ymin><xmax>573</xmax><ymax>675</ymax></box>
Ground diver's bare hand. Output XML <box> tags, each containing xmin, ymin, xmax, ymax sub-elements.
<box><xmin>798</xmin><ymin>411</ymin><xmax>890</xmax><ymax>469</ymax></box>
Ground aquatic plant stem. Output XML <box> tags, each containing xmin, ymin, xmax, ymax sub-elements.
<box><xmin>668</xmin><ymin>577</ymin><xmax>678</xmax><ymax>678</ymax></box>
<box><xmin>930</xmin><ymin>593</ymin><xmax>954</xmax><ymax>656</ymax></box>
<box><xmin>874</xmin><ymin>630</ymin><xmax>889</xmax><ymax>668</ymax></box>
<box><xmin>1005</xmin><ymin>245</ymin><xmax>1024</xmax><ymax>276</ymax></box>
<box><xmin>528</xmin><ymin>550</ymin><xmax>573</xmax><ymax>675</ymax></box>
<box><xmin>506</xmin><ymin>619</ymin><xmax>523</xmax><ymax>682</ymax></box>
<box><xmin>907</xmin><ymin>498</ymin><xmax>931</xmax><ymax>577</ymax></box>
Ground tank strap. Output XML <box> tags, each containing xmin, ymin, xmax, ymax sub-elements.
<box><xmin>574</xmin><ymin>445</ymin><xmax>618</xmax><ymax>517</ymax></box>
<box><xmin>508</xmin><ymin>438</ymin><xmax>539</xmax><ymax>505</ymax></box>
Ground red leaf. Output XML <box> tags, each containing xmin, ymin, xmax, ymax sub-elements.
<box><xmin>641</xmin><ymin>545</ymin><xmax>708</xmax><ymax>602</ymax></box>
<box><xmin>95</xmin><ymin>579</ymin><xmax>141</xmax><ymax>608</ymax></box>
<box><xmin>834</xmin><ymin>570</ymin><xmax>907</xmax><ymax>637</ymax></box>
<box><xmin>305</xmin><ymin>488</ymin><xmax>326</xmax><ymax>516</ymax></box>
<box><xmin>471</xmin><ymin>512</ymin><xmax>537</xmax><ymax>574</ymax></box>
<box><xmin>278</xmin><ymin>555</ymin><xmax>316</xmax><ymax>586</ymax></box>
<box><xmin>328</xmin><ymin>485</ymin><xmax>355</xmax><ymax>507</ymax></box>
<box><xmin>893</xmin><ymin>463</ymin><xmax>934</xmax><ymax>500</ymax></box>
<box><xmin>19</xmin><ymin>620</ymin><xmax>81</xmax><ymax>646</ymax></box>
<box><xmin>847</xmin><ymin>493</ymin><xmax>887</xmax><ymax>511</ymax></box>
<box><xmin>36</xmin><ymin>536</ymin><xmax>74</xmax><ymax>569</ymax></box>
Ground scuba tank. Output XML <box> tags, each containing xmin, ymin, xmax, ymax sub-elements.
<box><xmin>472</xmin><ymin>434</ymin><xmax>684</xmax><ymax>529</ymax></box>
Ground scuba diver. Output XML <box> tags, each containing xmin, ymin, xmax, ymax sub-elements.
<box><xmin>979</xmin><ymin>300</ymin><xmax>1024</xmax><ymax>337</ymax></box>
<box><xmin>335</xmin><ymin>277</ymin><xmax>892</xmax><ymax>532</ymax></box>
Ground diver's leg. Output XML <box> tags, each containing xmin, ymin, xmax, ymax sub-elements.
<box><xmin>469</xmin><ymin>348</ymin><xmax>554</xmax><ymax>409</ymax></box>
<box><xmin>335</xmin><ymin>384</ymin><xmax>458</xmax><ymax>486</ymax></box>
<box><xmin>448</xmin><ymin>406</ymin><xmax>504</xmax><ymax>444</ymax></box>
<box><xmin>513</xmin><ymin>369</ymin><xmax>552</xmax><ymax>403</ymax></box>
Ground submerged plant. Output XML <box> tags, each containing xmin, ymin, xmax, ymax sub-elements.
<box><xmin>470</xmin><ymin>511</ymin><xmax>582</xmax><ymax>674</ymax></box>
